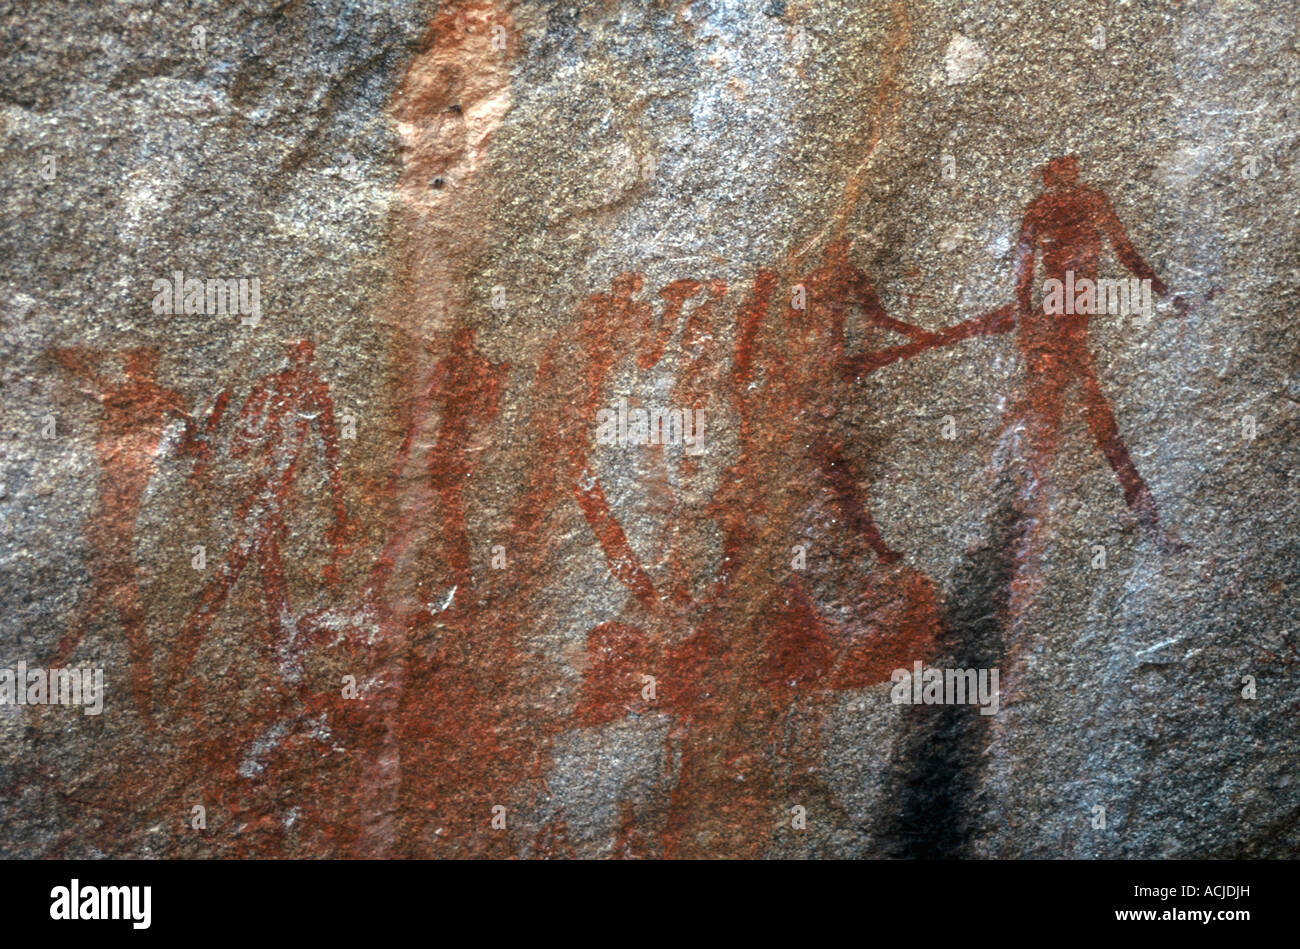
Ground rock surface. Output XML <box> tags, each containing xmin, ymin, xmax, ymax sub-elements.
<box><xmin>0</xmin><ymin>0</ymin><xmax>1296</xmax><ymax>858</ymax></box>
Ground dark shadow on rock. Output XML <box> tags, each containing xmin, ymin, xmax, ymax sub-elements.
<box><xmin>875</xmin><ymin>499</ymin><xmax>1023</xmax><ymax>858</ymax></box>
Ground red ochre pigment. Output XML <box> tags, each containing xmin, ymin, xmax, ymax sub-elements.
<box><xmin>26</xmin><ymin>0</ymin><xmax>1183</xmax><ymax>859</ymax></box>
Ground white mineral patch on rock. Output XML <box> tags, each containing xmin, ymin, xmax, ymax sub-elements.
<box><xmin>944</xmin><ymin>33</ymin><xmax>987</xmax><ymax>85</ymax></box>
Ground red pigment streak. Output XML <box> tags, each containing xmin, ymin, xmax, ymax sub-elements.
<box><xmin>368</xmin><ymin>323</ymin><xmax>507</xmax><ymax>614</ymax></box>
<box><xmin>502</xmin><ymin>273</ymin><xmax>666</xmax><ymax>606</ymax></box>
<box><xmin>25</xmin><ymin>0</ymin><xmax>1191</xmax><ymax>860</ymax></box>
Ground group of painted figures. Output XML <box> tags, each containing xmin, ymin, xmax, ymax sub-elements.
<box><xmin>45</xmin><ymin>156</ymin><xmax>1187</xmax><ymax>856</ymax></box>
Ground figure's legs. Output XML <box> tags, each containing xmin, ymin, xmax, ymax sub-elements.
<box><xmin>112</xmin><ymin>570</ymin><xmax>154</xmax><ymax>723</ymax></box>
<box><xmin>52</xmin><ymin>577</ymin><xmax>110</xmax><ymax>668</ymax></box>
<box><xmin>256</xmin><ymin>519</ymin><xmax>294</xmax><ymax>657</ymax></box>
<box><xmin>54</xmin><ymin>452</ymin><xmax>154</xmax><ymax>715</ymax></box>
<box><xmin>169</xmin><ymin>527</ymin><xmax>254</xmax><ymax>696</ymax></box>
<box><xmin>1078</xmin><ymin>360</ymin><xmax>1159</xmax><ymax>532</ymax></box>
<box><xmin>53</xmin><ymin>477</ymin><xmax>144</xmax><ymax>666</ymax></box>
<box><xmin>813</xmin><ymin>437</ymin><xmax>901</xmax><ymax>564</ymax></box>
<box><xmin>1004</xmin><ymin>361</ymin><xmax>1067</xmax><ymax>654</ymax></box>
<box><xmin>1017</xmin><ymin>359</ymin><xmax>1068</xmax><ymax>513</ymax></box>
<box><xmin>435</xmin><ymin>480</ymin><xmax>474</xmax><ymax>596</ymax></box>
<box><xmin>571</xmin><ymin>467</ymin><xmax>659</xmax><ymax>609</ymax></box>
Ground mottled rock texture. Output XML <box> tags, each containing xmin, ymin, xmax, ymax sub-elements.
<box><xmin>0</xmin><ymin>0</ymin><xmax>1296</xmax><ymax>858</ymax></box>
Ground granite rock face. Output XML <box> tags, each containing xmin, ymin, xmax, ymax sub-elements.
<box><xmin>0</xmin><ymin>0</ymin><xmax>1296</xmax><ymax>858</ymax></box>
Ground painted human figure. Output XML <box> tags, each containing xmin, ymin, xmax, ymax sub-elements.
<box><xmin>751</xmin><ymin>238</ymin><xmax>932</xmax><ymax>576</ymax></box>
<box><xmin>169</xmin><ymin>339</ymin><xmax>350</xmax><ymax>701</ymax></box>
<box><xmin>1011</xmin><ymin>154</ymin><xmax>1173</xmax><ymax>541</ymax></box>
<box><xmin>711</xmin><ymin>244</ymin><xmax>923</xmax><ymax>597</ymax></box>
<box><xmin>51</xmin><ymin>346</ymin><xmax>211</xmax><ymax>722</ymax></box>
<box><xmin>734</xmin><ymin>242</ymin><xmax>941</xmax><ymax>835</ymax></box>
<box><xmin>380</xmin><ymin>280</ymin><xmax>678</xmax><ymax>857</ymax></box>
<box><xmin>799</xmin><ymin>238</ymin><xmax>935</xmax><ymax>564</ymax></box>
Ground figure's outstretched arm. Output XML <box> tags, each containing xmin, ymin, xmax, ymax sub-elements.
<box><xmin>841</xmin><ymin>303</ymin><xmax>1015</xmax><ymax>380</ymax></box>
<box><xmin>1099</xmin><ymin>193</ymin><xmax>1168</xmax><ymax>296</ymax></box>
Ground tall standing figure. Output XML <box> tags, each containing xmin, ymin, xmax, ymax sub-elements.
<box><xmin>51</xmin><ymin>347</ymin><xmax>208</xmax><ymax>723</ymax></box>
<box><xmin>1010</xmin><ymin>155</ymin><xmax>1174</xmax><ymax>543</ymax></box>
<box><xmin>169</xmin><ymin>339</ymin><xmax>350</xmax><ymax>702</ymax></box>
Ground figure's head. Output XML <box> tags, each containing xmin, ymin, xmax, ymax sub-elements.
<box><xmin>451</xmin><ymin>323</ymin><xmax>479</xmax><ymax>353</ymax></box>
<box><xmin>284</xmin><ymin>338</ymin><xmax>315</xmax><ymax>366</ymax></box>
<box><xmin>122</xmin><ymin>347</ymin><xmax>157</xmax><ymax>378</ymax></box>
<box><xmin>1041</xmin><ymin>154</ymin><xmax>1080</xmax><ymax>189</ymax></box>
<box><xmin>611</xmin><ymin>272</ymin><xmax>643</xmax><ymax>298</ymax></box>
